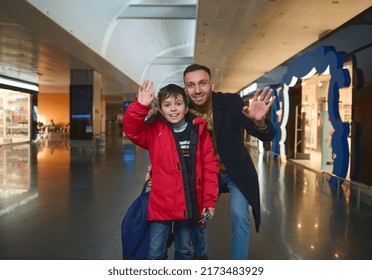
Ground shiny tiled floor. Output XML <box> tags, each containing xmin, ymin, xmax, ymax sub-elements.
<box><xmin>1</xmin><ymin>135</ymin><xmax>372</xmax><ymax>260</ymax></box>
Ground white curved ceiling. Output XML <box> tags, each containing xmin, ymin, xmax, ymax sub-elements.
<box><xmin>0</xmin><ymin>0</ymin><xmax>371</xmax><ymax>100</ymax></box>
<box><xmin>27</xmin><ymin>0</ymin><xmax>196</xmax><ymax>92</ymax></box>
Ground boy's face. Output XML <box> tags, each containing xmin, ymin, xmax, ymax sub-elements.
<box><xmin>184</xmin><ymin>69</ymin><xmax>214</xmax><ymax>107</ymax></box>
<box><xmin>160</xmin><ymin>95</ymin><xmax>188</xmax><ymax>124</ymax></box>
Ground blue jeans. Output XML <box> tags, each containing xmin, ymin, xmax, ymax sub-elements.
<box><xmin>191</xmin><ymin>224</ymin><xmax>207</xmax><ymax>257</ymax></box>
<box><xmin>147</xmin><ymin>220</ymin><xmax>194</xmax><ymax>260</ymax></box>
<box><xmin>192</xmin><ymin>172</ymin><xmax>250</xmax><ymax>260</ymax></box>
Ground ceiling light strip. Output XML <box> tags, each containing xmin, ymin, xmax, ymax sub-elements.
<box><xmin>118</xmin><ymin>4</ymin><xmax>197</xmax><ymax>20</ymax></box>
<box><xmin>0</xmin><ymin>76</ymin><xmax>39</xmax><ymax>92</ymax></box>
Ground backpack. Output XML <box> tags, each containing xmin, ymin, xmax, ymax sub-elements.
<box><xmin>121</xmin><ymin>181</ymin><xmax>150</xmax><ymax>260</ymax></box>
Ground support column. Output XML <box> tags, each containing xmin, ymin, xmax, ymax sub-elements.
<box><xmin>93</xmin><ymin>71</ymin><xmax>102</xmax><ymax>136</ymax></box>
<box><xmin>70</xmin><ymin>69</ymin><xmax>102</xmax><ymax>140</ymax></box>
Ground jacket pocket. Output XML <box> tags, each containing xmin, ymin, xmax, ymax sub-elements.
<box><xmin>150</xmin><ymin>187</ymin><xmax>175</xmax><ymax>211</ymax></box>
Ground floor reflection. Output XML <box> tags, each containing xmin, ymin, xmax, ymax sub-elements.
<box><xmin>0</xmin><ymin>143</ymin><xmax>34</xmax><ymax>216</ymax></box>
<box><xmin>0</xmin><ymin>139</ymin><xmax>72</xmax><ymax>216</ymax></box>
<box><xmin>1</xmin><ymin>137</ymin><xmax>372</xmax><ymax>259</ymax></box>
<box><xmin>36</xmin><ymin>138</ymin><xmax>71</xmax><ymax>158</ymax></box>
<box><xmin>254</xmin><ymin>152</ymin><xmax>372</xmax><ymax>260</ymax></box>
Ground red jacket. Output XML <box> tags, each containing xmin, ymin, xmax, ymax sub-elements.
<box><xmin>123</xmin><ymin>101</ymin><xmax>219</xmax><ymax>221</ymax></box>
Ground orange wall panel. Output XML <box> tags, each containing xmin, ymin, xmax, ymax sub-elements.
<box><xmin>38</xmin><ymin>93</ymin><xmax>70</xmax><ymax>127</ymax></box>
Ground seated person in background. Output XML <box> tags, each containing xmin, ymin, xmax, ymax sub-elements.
<box><xmin>35</xmin><ymin>122</ymin><xmax>45</xmax><ymax>140</ymax></box>
<box><xmin>64</xmin><ymin>123</ymin><xmax>70</xmax><ymax>134</ymax></box>
<box><xmin>49</xmin><ymin>119</ymin><xmax>56</xmax><ymax>132</ymax></box>
<box><xmin>37</xmin><ymin>122</ymin><xmax>44</xmax><ymax>133</ymax></box>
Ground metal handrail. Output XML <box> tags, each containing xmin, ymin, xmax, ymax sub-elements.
<box><xmin>321</xmin><ymin>171</ymin><xmax>372</xmax><ymax>210</ymax></box>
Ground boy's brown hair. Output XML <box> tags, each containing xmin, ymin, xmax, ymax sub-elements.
<box><xmin>158</xmin><ymin>84</ymin><xmax>188</xmax><ymax>109</ymax></box>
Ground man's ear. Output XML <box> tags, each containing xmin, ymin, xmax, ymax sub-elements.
<box><xmin>211</xmin><ymin>80</ymin><xmax>215</xmax><ymax>91</ymax></box>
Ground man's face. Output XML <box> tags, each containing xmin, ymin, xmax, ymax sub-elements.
<box><xmin>184</xmin><ymin>69</ymin><xmax>214</xmax><ymax>107</ymax></box>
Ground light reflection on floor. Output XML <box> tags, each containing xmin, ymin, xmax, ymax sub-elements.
<box><xmin>1</xmin><ymin>137</ymin><xmax>372</xmax><ymax>260</ymax></box>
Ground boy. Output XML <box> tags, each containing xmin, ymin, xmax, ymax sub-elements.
<box><xmin>123</xmin><ymin>81</ymin><xmax>218</xmax><ymax>260</ymax></box>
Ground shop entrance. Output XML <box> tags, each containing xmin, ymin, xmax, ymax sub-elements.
<box><xmin>0</xmin><ymin>89</ymin><xmax>31</xmax><ymax>144</ymax></box>
<box><xmin>294</xmin><ymin>104</ymin><xmax>312</xmax><ymax>160</ymax></box>
<box><xmin>294</xmin><ymin>61</ymin><xmax>352</xmax><ymax>174</ymax></box>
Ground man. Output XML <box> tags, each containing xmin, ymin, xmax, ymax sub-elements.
<box><xmin>184</xmin><ymin>64</ymin><xmax>276</xmax><ymax>260</ymax></box>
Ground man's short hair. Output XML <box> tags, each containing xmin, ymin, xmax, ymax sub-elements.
<box><xmin>183</xmin><ymin>64</ymin><xmax>211</xmax><ymax>79</ymax></box>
